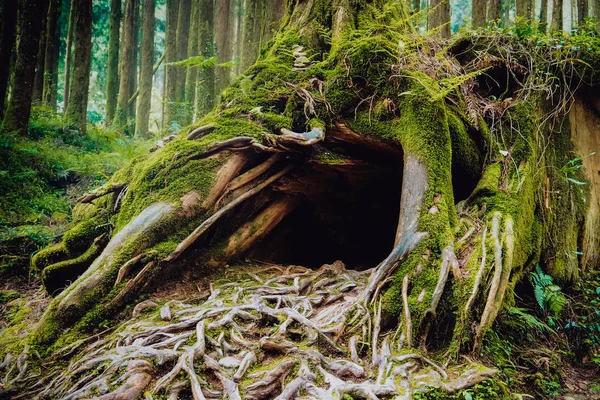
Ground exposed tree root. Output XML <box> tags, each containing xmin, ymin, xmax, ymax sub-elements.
<box><xmin>14</xmin><ymin>262</ymin><xmax>496</xmax><ymax>399</ymax></box>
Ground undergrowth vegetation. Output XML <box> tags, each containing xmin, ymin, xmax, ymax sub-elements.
<box><xmin>0</xmin><ymin>107</ymin><xmax>149</xmax><ymax>274</ymax></box>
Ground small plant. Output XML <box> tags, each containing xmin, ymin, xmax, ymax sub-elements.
<box><xmin>529</xmin><ymin>266</ymin><xmax>567</xmax><ymax>318</ymax></box>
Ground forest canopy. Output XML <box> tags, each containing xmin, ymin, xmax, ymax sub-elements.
<box><xmin>1</xmin><ymin>0</ymin><xmax>600</xmax><ymax>399</ymax></box>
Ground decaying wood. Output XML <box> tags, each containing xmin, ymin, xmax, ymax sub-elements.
<box><xmin>202</xmin><ymin>152</ymin><xmax>249</xmax><ymax>210</ymax></box>
<box><xmin>79</xmin><ymin>183</ymin><xmax>126</xmax><ymax>204</ymax></box>
<box><xmin>186</xmin><ymin>124</ymin><xmax>216</xmax><ymax>140</ymax></box>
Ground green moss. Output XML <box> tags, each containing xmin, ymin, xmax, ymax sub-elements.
<box><xmin>31</xmin><ymin>242</ymin><xmax>69</xmax><ymax>273</ymax></box>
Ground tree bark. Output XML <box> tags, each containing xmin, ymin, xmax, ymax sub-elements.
<box><xmin>577</xmin><ymin>0</ymin><xmax>588</xmax><ymax>24</ymax></box>
<box><xmin>0</xmin><ymin>0</ymin><xmax>18</xmax><ymax>120</ymax></box>
<box><xmin>429</xmin><ymin>0</ymin><xmax>451</xmax><ymax>38</ymax></box>
<box><xmin>42</xmin><ymin>0</ymin><xmax>62</xmax><ymax>111</ymax></box>
<box><xmin>184</xmin><ymin>0</ymin><xmax>200</xmax><ymax>125</ymax></box>
<box><xmin>242</xmin><ymin>0</ymin><xmax>258</xmax><ymax>70</ymax></box>
<box><xmin>64</xmin><ymin>0</ymin><xmax>92</xmax><ymax>132</ymax></box>
<box><xmin>164</xmin><ymin>0</ymin><xmax>179</xmax><ymax>130</ymax></box>
<box><xmin>32</xmin><ymin>3</ymin><xmax>49</xmax><ymax>104</ymax></box>
<box><xmin>540</xmin><ymin>0</ymin><xmax>549</xmax><ymax>28</ymax></box>
<box><xmin>175</xmin><ymin>0</ymin><xmax>191</xmax><ymax>111</ymax></box>
<box><xmin>2</xmin><ymin>0</ymin><xmax>49</xmax><ymax>134</ymax></box>
<box><xmin>595</xmin><ymin>0</ymin><xmax>600</xmax><ymax>30</ymax></box>
<box><xmin>63</xmin><ymin>0</ymin><xmax>75</xmax><ymax>113</ymax></box>
<box><xmin>114</xmin><ymin>0</ymin><xmax>136</xmax><ymax>128</ymax></box>
<box><xmin>516</xmin><ymin>0</ymin><xmax>533</xmax><ymax>19</ymax></box>
<box><xmin>552</xmin><ymin>0</ymin><xmax>563</xmax><ymax>30</ymax></box>
<box><xmin>488</xmin><ymin>0</ymin><xmax>502</xmax><ymax>21</ymax></box>
<box><xmin>129</xmin><ymin>0</ymin><xmax>140</xmax><ymax>120</ymax></box>
<box><xmin>196</xmin><ymin>0</ymin><xmax>216</xmax><ymax>117</ymax></box>
<box><xmin>215</xmin><ymin>0</ymin><xmax>232</xmax><ymax>91</ymax></box>
<box><xmin>135</xmin><ymin>0</ymin><xmax>155</xmax><ymax>138</ymax></box>
<box><xmin>106</xmin><ymin>0</ymin><xmax>121</xmax><ymax>125</ymax></box>
<box><xmin>472</xmin><ymin>0</ymin><xmax>487</xmax><ymax>27</ymax></box>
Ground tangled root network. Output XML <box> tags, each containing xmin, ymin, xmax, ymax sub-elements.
<box><xmin>19</xmin><ymin>262</ymin><xmax>496</xmax><ymax>400</ymax></box>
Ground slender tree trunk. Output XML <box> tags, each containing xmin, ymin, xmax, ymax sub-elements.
<box><xmin>242</xmin><ymin>0</ymin><xmax>258</xmax><ymax>70</ymax></box>
<box><xmin>215</xmin><ymin>0</ymin><xmax>232</xmax><ymax>91</ymax></box>
<box><xmin>42</xmin><ymin>0</ymin><xmax>62</xmax><ymax>111</ymax></box>
<box><xmin>63</xmin><ymin>0</ymin><xmax>75</xmax><ymax>113</ymax></box>
<box><xmin>64</xmin><ymin>0</ymin><xmax>92</xmax><ymax>132</ymax></box>
<box><xmin>516</xmin><ymin>0</ymin><xmax>534</xmax><ymax>19</ymax></box>
<box><xmin>129</xmin><ymin>0</ymin><xmax>140</xmax><ymax>120</ymax></box>
<box><xmin>429</xmin><ymin>0</ymin><xmax>451</xmax><ymax>38</ymax></box>
<box><xmin>473</xmin><ymin>0</ymin><xmax>487</xmax><ymax>26</ymax></box>
<box><xmin>2</xmin><ymin>0</ymin><xmax>49</xmax><ymax>134</ymax></box>
<box><xmin>135</xmin><ymin>0</ymin><xmax>155</xmax><ymax>138</ymax></box>
<box><xmin>577</xmin><ymin>0</ymin><xmax>588</xmax><ymax>24</ymax></box>
<box><xmin>197</xmin><ymin>0</ymin><xmax>215</xmax><ymax>117</ymax></box>
<box><xmin>552</xmin><ymin>0</ymin><xmax>563</xmax><ymax>29</ymax></box>
<box><xmin>106</xmin><ymin>0</ymin><xmax>121</xmax><ymax>125</ymax></box>
<box><xmin>184</xmin><ymin>0</ymin><xmax>200</xmax><ymax>125</ymax></box>
<box><xmin>232</xmin><ymin>0</ymin><xmax>243</xmax><ymax>75</ymax></box>
<box><xmin>175</xmin><ymin>0</ymin><xmax>191</xmax><ymax>106</ymax></box>
<box><xmin>595</xmin><ymin>0</ymin><xmax>600</xmax><ymax>30</ymax></box>
<box><xmin>540</xmin><ymin>0</ymin><xmax>549</xmax><ymax>27</ymax></box>
<box><xmin>114</xmin><ymin>0</ymin><xmax>135</xmax><ymax>128</ymax></box>
<box><xmin>0</xmin><ymin>0</ymin><xmax>18</xmax><ymax>120</ymax></box>
<box><xmin>164</xmin><ymin>0</ymin><xmax>179</xmax><ymax>129</ymax></box>
<box><xmin>32</xmin><ymin>4</ymin><xmax>49</xmax><ymax>104</ymax></box>
<box><xmin>488</xmin><ymin>0</ymin><xmax>503</xmax><ymax>21</ymax></box>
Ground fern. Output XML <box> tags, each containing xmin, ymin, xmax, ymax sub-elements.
<box><xmin>528</xmin><ymin>266</ymin><xmax>567</xmax><ymax>317</ymax></box>
<box><xmin>507</xmin><ymin>307</ymin><xmax>555</xmax><ymax>334</ymax></box>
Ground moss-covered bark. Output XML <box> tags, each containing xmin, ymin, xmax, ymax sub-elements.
<box><xmin>135</xmin><ymin>0</ymin><xmax>155</xmax><ymax>138</ymax></box>
<box><xmin>106</xmin><ymin>0</ymin><xmax>121</xmax><ymax>124</ymax></box>
<box><xmin>0</xmin><ymin>0</ymin><xmax>17</xmax><ymax>121</ymax></box>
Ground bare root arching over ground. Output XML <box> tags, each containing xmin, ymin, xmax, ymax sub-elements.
<box><xmin>2</xmin><ymin>0</ymin><xmax>600</xmax><ymax>398</ymax></box>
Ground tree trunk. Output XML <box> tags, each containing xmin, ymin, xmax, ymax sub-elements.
<box><xmin>129</xmin><ymin>0</ymin><xmax>140</xmax><ymax>120</ymax></box>
<box><xmin>429</xmin><ymin>0</ymin><xmax>451</xmax><ymax>37</ymax></box>
<box><xmin>540</xmin><ymin>0</ymin><xmax>549</xmax><ymax>28</ymax></box>
<box><xmin>184</xmin><ymin>0</ymin><xmax>200</xmax><ymax>125</ymax></box>
<box><xmin>215</xmin><ymin>0</ymin><xmax>232</xmax><ymax>91</ymax></box>
<box><xmin>472</xmin><ymin>0</ymin><xmax>487</xmax><ymax>27</ymax></box>
<box><xmin>242</xmin><ymin>0</ymin><xmax>258</xmax><ymax>70</ymax></box>
<box><xmin>27</xmin><ymin>1</ymin><xmax>600</xmax><ymax>398</ymax></box>
<box><xmin>577</xmin><ymin>0</ymin><xmax>588</xmax><ymax>24</ymax></box>
<box><xmin>63</xmin><ymin>0</ymin><xmax>75</xmax><ymax>113</ymax></box>
<box><xmin>174</xmin><ymin>0</ymin><xmax>191</xmax><ymax>122</ymax></box>
<box><xmin>552</xmin><ymin>0</ymin><xmax>563</xmax><ymax>30</ymax></box>
<box><xmin>135</xmin><ymin>0</ymin><xmax>155</xmax><ymax>138</ymax></box>
<box><xmin>488</xmin><ymin>0</ymin><xmax>502</xmax><ymax>21</ymax></box>
<box><xmin>42</xmin><ymin>0</ymin><xmax>62</xmax><ymax>111</ymax></box>
<box><xmin>64</xmin><ymin>0</ymin><xmax>92</xmax><ymax>132</ymax></box>
<box><xmin>106</xmin><ymin>0</ymin><xmax>121</xmax><ymax>125</ymax></box>
<box><xmin>2</xmin><ymin>0</ymin><xmax>49</xmax><ymax>134</ymax></box>
<box><xmin>0</xmin><ymin>0</ymin><xmax>17</xmax><ymax>120</ymax></box>
<box><xmin>114</xmin><ymin>0</ymin><xmax>136</xmax><ymax>128</ymax></box>
<box><xmin>595</xmin><ymin>0</ymin><xmax>600</xmax><ymax>30</ymax></box>
<box><xmin>516</xmin><ymin>0</ymin><xmax>533</xmax><ymax>19</ymax></box>
<box><xmin>32</xmin><ymin>3</ymin><xmax>49</xmax><ymax>104</ymax></box>
<box><xmin>196</xmin><ymin>0</ymin><xmax>215</xmax><ymax>117</ymax></box>
<box><xmin>164</xmin><ymin>0</ymin><xmax>179</xmax><ymax>130</ymax></box>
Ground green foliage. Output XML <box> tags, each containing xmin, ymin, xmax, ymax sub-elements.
<box><xmin>529</xmin><ymin>266</ymin><xmax>567</xmax><ymax>317</ymax></box>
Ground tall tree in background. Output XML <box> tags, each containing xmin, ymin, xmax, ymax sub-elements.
<box><xmin>115</xmin><ymin>0</ymin><xmax>136</xmax><ymax>127</ymax></box>
<box><xmin>128</xmin><ymin>0</ymin><xmax>140</xmax><ymax>119</ymax></box>
<box><xmin>516</xmin><ymin>0</ymin><xmax>533</xmax><ymax>19</ymax></box>
<box><xmin>32</xmin><ymin>6</ymin><xmax>49</xmax><ymax>104</ymax></box>
<box><xmin>175</xmin><ymin>0</ymin><xmax>192</xmax><ymax>106</ymax></box>
<box><xmin>577</xmin><ymin>0</ymin><xmax>588</xmax><ymax>24</ymax></box>
<box><xmin>63</xmin><ymin>0</ymin><xmax>75</xmax><ymax>113</ymax></box>
<box><xmin>42</xmin><ymin>0</ymin><xmax>63</xmax><ymax>111</ymax></box>
<box><xmin>472</xmin><ymin>0</ymin><xmax>487</xmax><ymax>26</ymax></box>
<box><xmin>196</xmin><ymin>0</ymin><xmax>215</xmax><ymax>117</ymax></box>
<box><xmin>184</xmin><ymin>0</ymin><xmax>200</xmax><ymax>125</ymax></box>
<box><xmin>552</xmin><ymin>0</ymin><xmax>563</xmax><ymax>29</ymax></box>
<box><xmin>429</xmin><ymin>0</ymin><xmax>451</xmax><ymax>38</ymax></box>
<box><xmin>2</xmin><ymin>0</ymin><xmax>49</xmax><ymax>134</ymax></box>
<box><xmin>215</xmin><ymin>0</ymin><xmax>232</xmax><ymax>91</ymax></box>
<box><xmin>164</xmin><ymin>0</ymin><xmax>179</xmax><ymax>129</ymax></box>
<box><xmin>106</xmin><ymin>0</ymin><xmax>122</xmax><ymax>124</ymax></box>
<box><xmin>135</xmin><ymin>0</ymin><xmax>155</xmax><ymax>138</ymax></box>
<box><xmin>595</xmin><ymin>0</ymin><xmax>600</xmax><ymax>29</ymax></box>
<box><xmin>0</xmin><ymin>0</ymin><xmax>18</xmax><ymax>120</ymax></box>
<box><xmin>64</xmin><ymin>0</ymin><xmax>92</xmax><ymax>132</ymax></box>
<box><xmin>242</xmin><ymin>0</ymin><xmax>258</xmax><ymax>70</ymax></box>
<box><xmin>488</xmin><ymin>0</ymin><xmax>502</xmax><ymax>21</ymax></box>
<box><xmin>540</xmin><ymin>0</ymin><xmax>549</xmax><ymax>27</ymax></box>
